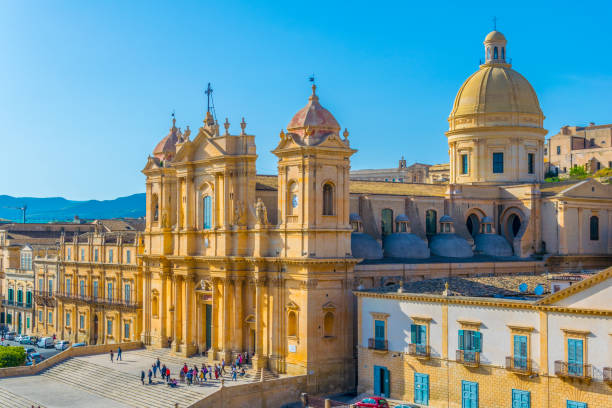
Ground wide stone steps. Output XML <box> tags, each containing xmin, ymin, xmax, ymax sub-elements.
<box><xmin>40</xmin><ymin>358</ymin><xmax>205</xmax><ymax>408</ymax></box>
<box><xmin>0</xmin><ymin>386</ymin><xmax>47</xmax><ymax>408</ymax></box>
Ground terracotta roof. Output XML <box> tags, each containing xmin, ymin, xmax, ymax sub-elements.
<box><xmin>255</xmin><ymin>175</ymin><xmax>447</xmax><ymax>197</ymax></box>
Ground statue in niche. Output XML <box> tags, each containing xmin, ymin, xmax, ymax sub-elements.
<box><xmin>234</xmin><ymin>200</ymin><xmax>246</xmax><ymax>226</ymax></box>
<box><xmin>255</xmin><ymin>198</ymin><xmax>268</xmax><ymax>226</ymax></box>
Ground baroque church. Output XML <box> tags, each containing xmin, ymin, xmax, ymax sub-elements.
<box><xmin>139</xmin><ymin>30</ymin><xmax>612</xmax><ymax>392</ymax></box>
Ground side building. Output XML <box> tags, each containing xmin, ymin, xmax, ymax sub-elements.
<box><xmin>356</xmin><ymin>268</ymin><xmax>612</xmax><ymax>408</ymax></box>
<box><xmin>34</xmin><ymin>219</ymin><xmax>144</xmax><ymax>344</ymax></box>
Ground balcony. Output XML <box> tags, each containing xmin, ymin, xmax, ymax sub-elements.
<box><xmin>408</xmin><ymin>343</ymin><xmax>430</xmax><ymax>359</ymax></box>
<box><xmin>53</xmin><ymin>291</ymin><xmax>141</xmax><ymax>310</ymax></box>
<box><xmin>603</xmin><ymin>367</ymin><xmax>612</xmax><ymax>385</ymax></box>
<box><xmin>456</xmin><ymin>350</ymin><xmax>480</xmax><ymax>367</ymax></box>
<box><xmin>1</xmin><ymin>300</ymin><xmax>33</xmax><ymax>309</ymax></box>
<box><xmin>554</xmin><ymin>361</ymin><xmax>593</xmax><ymax>381</ymax></box>
<box><xmin>368</xmin><ymin>338</ymin><xmax>388</xmax><ymax>351</ymax></box>
<box><xmin>505</xmin><ymin>356</ymin><xmax>533</xmax><ymax>375</ymax></box>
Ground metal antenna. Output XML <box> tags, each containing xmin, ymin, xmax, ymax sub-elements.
<box><xmin>493</xmin><ymin>16</ymin><xmax>497</xmax><ymax>31</ymax></box>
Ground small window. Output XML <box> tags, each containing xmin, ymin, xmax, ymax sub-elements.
<box><xmin>107</xmin><ymin>319</ymin><xmax>113</xmax><ymax>335</ymax></box>
<box><xmin>26</xmin><ymin>291</ymin><xmax>32</xmax><ymax>307</ymax></box>
<box><xmin>589</xmin><ymin>216</ymin><xmax>599</xmax><ymax>241</ymax></box>
<box><xmin>512</xmin><ymin>390</ymin><xmax>530</xmax><ymax>408</ymax></box>
<box><xmin>124</xmin><ymin>322</ymin><xmax>130</xmax><ymax>339</ymax></box>
<box><xmin>66</xmin><ymin>312</ymin><xmax>71</xmax><ymax>327</ymax></box>
<box><xmin>67</xmin><ymin>247</ymin><xmax>71</xmax><ymax>261</ymax></box>
<box><xmin>38</xmin><ymin>311</ymin><xmax>43</xmax><ymax>322</ymax></box>
<box><xmin>493</xmin><ymin>152</ymin><xmax>504</xmax><ymax>174</ymax></box>
<box><xmin>288</xmin><ymin>182</ymin><xmax>299</xmax><ymax>216</ymax></box>
<box><xmin>94</xmin><ymin>248</ymin><xmax>99</xmax><ymax>262</ymax></box>
<box><xmin>323</xmin><ymin>312</ymin><xmax>334</xmax><ymax>337</ymax></box>
<box><xmin>322</xmin><ymin>183</ymin><xmax>334</xmax><ymax>215</ymax></box>
<box><xmin>459</xmin><ymin>329</ymin><xmax>482</xmax><ymax>352</ymax></box>
<box><xmin>93</xmin><ymin>281</ymin><xmax>99</xmax><ymax>298</ymax></box>
<box><xmin>109</xmin><ymin>249</ymin><xmax>113</xmax><ymax>263</ymax></box>
<box><xmin>557</xmin><ymin>146</ymin><xmax>561</xmax><ymax>154</ymax></box>
<box><xmin>80</xmin><ymin>314</ymin><xmax>85</xmax><ymax>329</ymax></box>
<box><xmin>589</xmin><ymin>138</ymin><xmax>595</xmax><ymax>147</ymax></box>
<box><xmin>79</xmin><ymin>280</ymin><xmax>85</xmax><ymax>297</ymax></box>
<box><xmin>66</xmin><ymin>278</ymin><xmax>71</xmax><ymax>295</ymax></box>
<box><xmin>107</xmin><ymin>282</ymin><xmax>113</xmax><ymax>301</ymax></box>
<box><xmin>126</xmin><ymin>250</ymin><xmax>131</xmax><ymax>264</ymax></box>
<box><xmin>528</xmin><ymin>153</ymin><xmax>535</xmax><ymax>174</ymax></box>
<box><xmin>80</xmin><ymin>248</ymin><xmax>85</xmax><ymax>261</ymax></box>
<box><xmin>502</xmin><ymin>47</ymin><xmax>505</xmax><ymax>60</ymax></box>
<box><xmin>494</xmin><ymin>47</ymin><xmax>498</xmax><ymax>59</ymax></box>
<box><xmin>513</xmin><ymin>335</ymin><xmax>528</xmax><ymax>369</ymax></box>
<box><xmin>6</xmin><ymin>313</ymin><xmax>11</xmax><ymax>324</ymax></box>
<box><xmin>48</xmin><ymin>279</ymin><xmax>53</xmax><ymax>295</ymax></box>
<box><xmin>124</xmin><ymin>284</ymin><xmax>131</xmax><ymax>303</ymax></box>
<box><xmin>7</xmin><ymin>288</ymin><xmax>13</xmax><ymax>302</ymax></box>
<box><xmin>567</xmin><ymin>338</ymin><xmax>584</xmax><ymax>376</ymax></box>
<box><xmin>461</xmin><ymin>154</ymin><xmax>469</xmax><ymax>175</ymax></box>
<box><xmin>152</xmin><ymin>194</ymin><xmax>159</xmax><ymax>222</ymax></box>
<box><xmin>26</xmin><ymin>316</ymin><xmax>30</xmax><ymax>329</ymax></box>
<box><xmin>288</xmin><ymin>311</ymin><xmax>298</xmax><ymax>337</ymax></box>
<box><xmin>48</xmin><ymin>311</ymin><xmax>53</xmax><ymax>324</ymax></box>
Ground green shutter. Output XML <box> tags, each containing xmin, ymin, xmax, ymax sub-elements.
<box><xmin>411</xmin><ymin>324</ymin><xmax>417</xmax><ymax>344</ymax></box>
<box><xmin>473</xmin><ymin>331</ymin><xmax>482</xmax><ymax>352</ymax></box>
<box><xmin>459</xmin><ymin>330</ymin><xmax>464</xmax><ymax>350</ymax></box>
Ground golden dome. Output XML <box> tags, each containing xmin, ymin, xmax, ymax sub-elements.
<box><xmin>287</xmin><ymin>85</ymin><xmax>340</xmax><ymax>135</ymax></box>
<box><xmin>484</xmin><ymin>30</ymin><xmax>506</xmax><ymax>43</ymax></box>
<box><xmin>448</xmin><ymin>64</ymin><xmax>544</xmax><ymax>130</ymax></box>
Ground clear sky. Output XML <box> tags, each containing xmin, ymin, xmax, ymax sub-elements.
<box><xmin>1</xmin><ymin>0</ymin><xmax>611</xmax><ymax>200</ymax></box>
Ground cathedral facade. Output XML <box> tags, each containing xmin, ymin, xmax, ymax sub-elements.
<box><xmin>139</xmin><ymin>30</ymin><xmax>612</xmax><ymax>393</ymax></box>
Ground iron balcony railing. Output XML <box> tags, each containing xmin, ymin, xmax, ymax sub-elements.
<box><xmin>554</xmin><ymin>361</ymin><xmax>593</xmax><ymax>380</ymax></box>
<box><xmin>603</xmin><ymin>367</ymin><xmax>612</xmax><ymax>384</ymax></box>
<box><xmin>505</xmin><ymin>356</ymin><xmax>532</xmax><ymax>374</ymax></box>
<box><xmin>408</xmin><ymin>343</ymin><xmax>430</xmax><ymax>358</ymax></box>
<box><xmin>1</xmin><ymin>300</ymin><xmax>33</xmax><ymax>309</ymax></box>
<box><xmin>456</xmin><ymin>350</ymin><xmax>480</xmax><ymax>367</ymax></box>
<box><xmin>52</xmin><ymin>290</ymin><xmax>141</xmax><ymax>308</ymax></box>
<box><xmin>34</xmin><ymin>290</ymin><xmax>54</xmax><ymax>298</ymax></box>
<box><xmin>368</xmin><ymin>338</ymin><xmax>388</xmax><ymax>351</ymax></box>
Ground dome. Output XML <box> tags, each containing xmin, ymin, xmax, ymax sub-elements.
<box><xmin>351</xmin><ymin>232</ymin><xmax>383</xmax><ymax>260</ymax></box>
<box><xmin>287</xmin><ymin>85</ymin><xmax>340</xmax><ymax>137</ymax></box>
<box><xmin>153</xmin><ymin>118</ymin><xmax>182</xmax><ymax>161</ymax></box>
<box><xmin>449</xmin><ymin>65</ymin><xmax>543</xmax><ymax>129</ymax></box>
<box><xmin>429</xmin><ymin>234</ymin><xmax>473</xmax><ymax>258</ymax></box>
<box><xmin>474</xmin><ymin>233</ymin><xmax>513</xmax><ymax>257</ymax></box>
<box><xmin>383</xmin><ymin>233</ymin><xmax>430</xmax><ymax>259</ymax></box>
<box><xmin>484</xmin><ymin>30</ymin><xmax>506</xmax><ymax>43</ymax></box>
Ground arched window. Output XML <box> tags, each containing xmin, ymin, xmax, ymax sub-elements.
<box><xmin>426</xmin><ymin>210</ymin><xmax>437</xmax><ymax>239</ymax></box>
<box><xmin>494</xmin><ymin>47</ymin><xmax>498</xmax><ymax>59</ymax></box>
<box><xmin>381</xmin><ymin>209</ymin><xmax>393</xmax><ymax>236</ymax></box>
<box><xmin>288</xmin><ymin>182</ymin><xmax>299</xmax><ymax>216</ymax></box>
<box><xmin>17</xmin><ymin>289</ymin><xmax>23</xmax><ymax>304</ymax></box>
<box><xmin>466</xmin><ymin>214</ymin><xmax>480</xmax><ymax>238</ymax></box>
<box><xmin>590</xmin><ymin>216</ymin><xmax>599</xmax><ymax>241</ymax></box>
<box><xmin>323</xmin><ymin>312</ymin><xmax>334</xmax><ymax>337</ymax></box>
<box><xmin>288</xmin><ymin>311</ymin><xmax>297</xmax><ymax>337</ymax></box>
<box><xmin>203</xmin><ymin>195</ymin><xmax>212</xmax><ymax>229</ymax></box>
<box><xmin>80</xmin><ymin>280</ymin><xmax>86</xmax><ymax>298</ymax></box>
<box><xmin>323</xmin><ymin>183</ymin><xmax>334</xmax><ymax>215</ymax></box>
<box><xmin>502</xmin><ymin>47</ymin><xmax>505</xmax><ymax>60</ymax></box>
<box><xmin>152</xmin><ymin>194</ymin><xmax>159</xmax><ymax>222</ymax></box>
<box><xmin>487</xmin><ymin>47</ymin><xmax>491</xmax><ymax>60</ymax></box>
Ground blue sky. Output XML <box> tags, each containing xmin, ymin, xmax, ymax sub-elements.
<box><xmin>1</xmin><ymin>1</ymin><xmax>611</xmax><ymax>200</ymax></box>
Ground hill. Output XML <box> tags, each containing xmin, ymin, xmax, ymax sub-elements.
<box><xmin>0</xmin><ymin>193</ymin><xmax>146</xmax><ymax>223</ymax></box>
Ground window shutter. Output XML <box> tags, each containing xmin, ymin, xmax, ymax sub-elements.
<box><xmin>474</xmin><ymin>331</ymin><xmax>482</xmax><ymax>352</ymax></box>
<box><xmin>411</xmin><ymin>324</ymin><xmax>417</xmax><ymax>344</ymax></box>
<box><xmin>419</xmin><ymin>325</ymin><xmax>426</xmax><ymax>345</ymax></box>
<box><xmin>458</xmin><ymin>330</ymin><xmax>464</xmax><ymax>350</ymax></box>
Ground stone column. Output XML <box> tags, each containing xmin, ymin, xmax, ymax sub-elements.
<box><xmin>222</xmin><ymin>277</ymin><xmax>231</xmax><ymax>360</ymax></box>
<box><xmin>209</xmin><ymin>278</ymin><xmax>219</xmax><ymax>358</ymax></box>
<box><xmin>159</xmin><ymin>270</ymin><xmax>168</xmax><ymax>347</ymax></box>
<box><xmin>252</xmin><ymin>278</ymin><xmax>268</xmax><ymax>370</ymax></box>
<box><xmin>172</xmin><ymin>275</ymin><xmax>182</xmax><ymax>352</ymax></box>
<box><xmin>182</xmin><ymin>275</ymin><xmax>195</xmax><ymax>355</ymax></box>
<box><xmin>233</xmin><ymin>278</ymin><xmax>243</xmax><ymax>353</ymax></box>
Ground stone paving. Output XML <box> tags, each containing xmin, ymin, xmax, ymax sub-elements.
<box><xmin>0</xmin><ymin>348</ymin><xmax>259</xmax><ymax>408</ymax></box>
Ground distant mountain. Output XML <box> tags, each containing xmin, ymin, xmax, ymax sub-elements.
<box><xmin>0</xmin><ymin>193</ymin><xmax>146</xmax><ymax>223</ymax></box>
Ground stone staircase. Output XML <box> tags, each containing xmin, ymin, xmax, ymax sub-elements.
<box><xmin>40</xmin><ymin>357</ymin><xmax>207</xmax><ymax>408</ymax></box>
<box><xmin>0</xmin><ymin>386</ymin><xmax>47</xmax><ymax>408</ymax></box>
<box><xmin>248</xmin><ymin>367</ymin><xmax>279</xmax><ymax>382</ymax></box>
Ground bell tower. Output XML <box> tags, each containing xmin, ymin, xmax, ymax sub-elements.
<box><xmin>273</xmin><ymin>84</ymin><xmax>356</xmax><ymax>258</ymax></box>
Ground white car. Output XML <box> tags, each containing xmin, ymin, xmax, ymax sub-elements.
<box><xmin>15</xmin><ymin>334</ymin><xmax>26</xmax><ymax>342</ymax></box>
<box><xmin>37</xmin><ymin>337</ymin><xmax>54</xmax><ymax>349</ymax></box>
<box><xmin>55</xmin><ymin>340</ymin><xmax>70</xmax><ymax>350</ymax></box>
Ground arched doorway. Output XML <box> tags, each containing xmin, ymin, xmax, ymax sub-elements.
<box><xmin>93</xmin><ymin>314</ymin><xmax>99</xmax><ymax>345</ymax></box>
<box><xmin>466</xmin><ymin>214</ymin><xmax>480</xmax><ymax>238</ymax></box>
<box><xmin>426</xmin><ymin>210</ymin><xmax>437</xmax><ymax>241</ymax></box>
<box><xmin>507</xmin><ymin>214</ymin><xmax>522</xmax><ymax>239</ymax></box>
<box><xmin>381</xmin><ymin>209</ymin><xmax>393</xmax><ymax>236</ymax></box>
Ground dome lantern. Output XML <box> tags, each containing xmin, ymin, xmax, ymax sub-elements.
<box><xmin>484</xmin><ymin>30</ymin><xmax>507</xmax><ymax>64</ymax></box>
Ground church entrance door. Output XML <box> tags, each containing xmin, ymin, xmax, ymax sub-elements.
<box><xmin>93</xmin><ymin>314</ymin><xmax>98</xmax><ymax>345</ymax></box>
<box><xmin>205</xmin><ymin>304</ymin><xmax>212</xmax><ymax>351</ymax></box>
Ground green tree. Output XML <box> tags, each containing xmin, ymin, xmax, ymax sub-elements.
<box><xmin>0</xmin><ymin>346</ymin><xmax>26</xmax><ymax>368</ymax></box>
<box><xmin>569</xmin><ymin>165</ymin><xmax>588</xmax><ymax>179</ymax></box>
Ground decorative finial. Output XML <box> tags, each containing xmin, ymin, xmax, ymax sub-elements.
<box><xmin>343</xmin><ymin>128</ymin><xmax>349</xmax><ymax>139</ymax></box>
<box><xmin>308</xmin><ymin>74</ymin><xmax>317</xmax><ymax>97</ymax></box>
<box><xmin>171</xmin><ymin>110</ymin><xmax>176</xmax><ymax>128</ymax></box>
<box><xmin>184</xmin><ymin>126</ymin><xmax>191</xmax><ymax>141</ymax></box>
<box><xmin>279</xmin><ymin>129</ymin><xmax>285</xmax><ymax>139</ymax></box>
<box><xmin>240</xmin><ymin>117</ymin><xmax>246</xmax><ymax>135</ymax></box>
<box><xmin>493</xmin><ymin>16</ymin><xmax>497</xmax><ymax>31</ymax></box>
<box><xmin>224</xmin><ymin>118</ymin><xmax>230</xmax><ymax>135</ymax></box>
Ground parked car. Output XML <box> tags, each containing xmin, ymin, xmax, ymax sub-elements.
<box><xmin>28</xmin><ymin>353</ymin><xmax>44</xmax><ymax>364</ymax></box>
<box><xmin>72</xmin><ymin>342</ymin><xmax>86</xmax><ymax>347</ymax></box>
<box><xmin>37</xmin><ymin>337</ymin><xmax>54</xmax><ymax>349</ymax></box>
<box><xmin>55</xmin><ymin>340</ymin><xmax>70</xmax><ymax>350</ymax></box>
<box><xmin>396</xmin><ymin>404</ymin><xmax>420</xmax><ymax>408</ymax></box>
<box><xmin>18</xmin><ymin>336</ymin><xmax>31</xmax><ymax>344</ymax></box>
<box><xmin>5</xmin><ymin>331</ymin><xmax>16</xmax><ymax>341</ymax></box>
<box><xmin>355</xmin><ymin>397</ymin><xmax>390</xmax><ymax>408</ymax></box>
<box><xmin>15</xmin><ymin>334</ymin><xmax>26</xmax><ymax>342</ymax></box>
<box><xmin>28</xmin><ymin>336</ymin><xmax>39</xmax><ymax>345</ymax></box>
<box><xmin>22</xmin><ymin>346</ymin><xmax>36</xmax><ymax>354</ymax></box>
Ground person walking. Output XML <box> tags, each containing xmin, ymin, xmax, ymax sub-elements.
<box><xmin>148</xmin><ymin>368</ymin><xmax>153</xmax><ymax>384</ymax></box>
<box><xmin>152</xmin><ymin>363</ymin><xmax>157</xmax><ymax>378</ymax></box>
<box><xmin>166</xmin><ymin>367</ymin><xmax>171</xmax><ymax>383</ymax></box>
<box><xmin>110</xmin><ymin>349</ymin><xmax>114</xmax><ymax>363</ymax></box>
<box><xmin>231</xmin><ymin>365</ymin><xmax>237</xmax><ymax>381</ymax></box>
<box><xmin>202</xmin><ymin>365</ymin><xmax>208</xmax><ymax>382</ymax></box>
<box><xmin>156</xmin><ymin>358</ymin><xmax>161</xmax><ymax>371</ymax></box>
<box><xmin>161</xmin><ymin>364</ymin><xmax>167</xmax><ymax>381</ymax></box>
<box><xmin>221</xmin><ymin>359</ymin><xmax>226</xmax><ymax>375</ymax></box>
<box><xmin>117</xmin><ymin>346</ymin><xmax>122</xmax><ymax>361</ymax></box>
<box><xmin>208</xmin><ymin>365</ymin><xmax>213</xmax><ymax>380</ymax></box>
<box><xmin>140</xmin><ymin>369</ymin><xmax>145</xmax><ymax>385</ymax></box>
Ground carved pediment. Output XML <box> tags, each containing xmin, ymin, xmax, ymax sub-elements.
<box><xmin>322</xmin><ymin>301</ymin><xmax>337</xmax><ymax>311</ymax></box>
<box><xmin>286</xmin><ymin>300</ymin><xmax>300</xmax><ymax>311</ymax></box>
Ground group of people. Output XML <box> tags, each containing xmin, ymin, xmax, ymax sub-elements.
<box><xmin>139</xmin><ymin>354</ymin><xmax>249</xmax><ymax>387</ymax></box>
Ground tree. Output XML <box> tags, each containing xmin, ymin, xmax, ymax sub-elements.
<box><xmin>0</xmin><ymin>346</ymin><xmax>26</xmax><ymax>368</ymax></box>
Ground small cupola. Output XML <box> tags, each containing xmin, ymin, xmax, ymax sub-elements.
<box><xmin>439</xmin><ymin>215</ymin><xmax>455</xmax><ymax>233</ymax></box>
<box><xmin>350</xmin><ymin>213</ymin><xmax>363</xmax><ymax>232</ymax></box>
<box><xmin>395</xmin><ymin>214</ymin><xmax>411</xmax><ymax>233</ymax></box>
<box><xmin>484</xmin><ymin>30</ymin><xmax>507</xmax><ymax>64</ymax></box>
